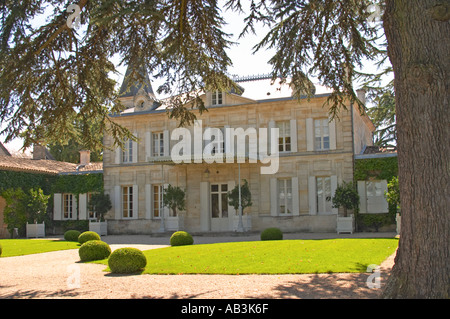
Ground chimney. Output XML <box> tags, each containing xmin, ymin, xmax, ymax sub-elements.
<box><xmin>79</xmin><ymin>150</ymin><xmax>91</xmax><ymax>165</ymax></box>
<box><xmin>356</xmin><ymin>89</ymin><xmax>366</xmax><ymax>105</ymax></box>
<box><xmin>33</xmin><ymin>144</ymin><xmax>47</xmax><ymax>160</ymax></box>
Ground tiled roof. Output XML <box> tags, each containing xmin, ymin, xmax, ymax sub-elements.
<box><xmin>0</xmin><ymin>156</ymin><xmax>78</xmax><ymax>174</ymax></box>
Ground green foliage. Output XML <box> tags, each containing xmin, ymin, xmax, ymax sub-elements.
<box><xmin>356</xmin><ymin>213</ymin><xmax>395</xmax><ymax>232</ymax></box>
<box><xmin>64</xmin><ymin>230</ymin><xmax>81</xmax><ymax>242</ymax></box>
<box><xmin>163</xmin><ymin>185</ymin><xmax>186</xmax><ymax>217</ymax></box>
<box><xmin>331</xmin><ymin>182</ymin><xmax>360</xmax><ymax>217</ymax></box>
<box><xmin>0</xmin><ymin>170</ymin><xmax>56</xmax><ymax>194</ymax></box>
<box><xmin>78</xmin><ymin>231</ymin><xmax>101</xmax><ymax>245</ymax></box>
<box><xmin>0</xmin><ymin>243</ymin><xmax>2</xmax><ymax>257</ymax></box>
<box><xmin>51</xmin><ymin>173</ymin><xmax>103</xmax><ymax>195</ymax></box>
<box><xmin>170</xmin><ymin>231</ymin><xmax>194</xmax><ymax>247</ymax></box>
<box><xmin>79</xmin><ymin>240</ymin><xmax>111</xmax><ymax>262</ymax></box>
<box><xmin>385</xmin><ymin>176</ymin><xmax>400</xmax><ymax>214</ymax></box>
<box><xmin>27</xmin><ymin>188</ymin><xmax>50</xmax><ymax>223</ymax></box>
<box><xmin>88</xmin><ymin>193</ymin><xmax>112</xmax><ymax>222</ymax></box>
<box><xmin>227</xmin><ymin>179</ymin><xmax>252</xmax><ymax>211</ymax></box>
<box><xmin>108</xmin><ymin>248</ymin><xmax>147</xmax><ymax>274</ymax></box>
<box><xmin>354</xmin><ymin>157</ymin><xmax>398</xmax><ymax>181</ymax></box>
<box><xmin>260</xmin><ymin>228</ymin><xmax>283</xmax><ymax>241</ymax></box>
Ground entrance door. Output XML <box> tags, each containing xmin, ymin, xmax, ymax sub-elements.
<box><xmin>210</xmin><ymin>183</ymin><xmax>229</xmax><ymax>231</ymax></box>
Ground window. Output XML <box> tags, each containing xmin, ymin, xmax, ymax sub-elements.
<box><xmin>316</xmin><ymin>177</ymin><xmax>332</xmax><ymax>213</ymax></box>
<box><xmin>122</xmin><ymin>139</ymin><xmax>133</xmax><ymax>163</ymax></box>
<box><xmin>211</xmin><ymin>184</ymin><xmax>228</xmax><ymax>218</ymax></box>
<box><xmin>153</xmin><ymin>185</ymin><xmax>163</xmax><ymax>218</ymax></box>
<box><xmin>212</xmin><ymin>91</ymin><xmax>223</xmax><ymax>106</ymax></box>
<box><xmin>63</xmin><ymin>194</ymin><xmax>74</xmax><ymax>219</ymax></box>
<box><xmin>205</xmin><ymin>128</ymin><xmax>224</xmax><ymax>155</ymax></box>
<box><xmin>122</xmin><ymin>186</ymin><xmax>133</xmax><ymax>218</ymax></box>
<box><xmin>276</xmin><ymin>121</ymin><xmax>291</xmax><ymax>152</ymax></box>
<box><xmin>153</xmin><ymin>132</ymin><xmax>164</xmax><ymax>157</ymax></box>
<box><xmin>314</xmin><ymin>119</ymin><xmax>330</xmax><ymax>151</ymax></box>
<box><xmin>278</xmin><ymin>179</ymin><xmax>293</xmax><ymax>214</ymax></box>
<box><xmin>87</xmin><ymin>193</ymin><xmax>96</xmax><ymax>220</ymax></box>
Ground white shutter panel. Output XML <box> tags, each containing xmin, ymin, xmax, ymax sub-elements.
<box><xmin>132</xmin><ymin>133</ymin><xmax>138</xmax><ymax>163</ymax></box>
<box><xmin>114</xmin><ymin>186</ymin><xmax>121</xmax><ymax>219</ymax></box>
<box><xmin>357</xmin><ymin>181</ymin><xmax>367</xmax><ymax>214</ymax></box>
<box><xmin>290</xmin><ymin>119</ymin><xmax>298</xmax><ymax>153</ymax></box>
<box><xmin>329</xmin><ymin>119</ymin><xmax>336</xmax><ymax>150</ymax></box>
<box><xmin>72</xmin><ymin>195</ymin><xmax>78</xmax><ymax>220</ymax></box>
<box><xmin>308</xmin><ymin>176</ymin><xmax>317</xmax><ymax>215</ymax></box>
<box><xmin>270</xmin><ymin>178</ymin><xmax>278</xmax><ymax>216</ymax></box>
<box><xmin>268</xmin><ymin>120</ymin><xmax>275</xmax><ymax>155</ymax></box>
<box><xmin>330</xmin><ymin>175</ymin><xmax>338</xmax><ymax>214</ymax></box>
<box><xmin>53</xmin><ymin>193</ymin><xmax>62</xmax><ymax>221</ymax></box>
<box><xmin>379</xmin><ymin>180</ymin><xmax>389</xmax><ymax>213</ymax></box>
<box><xmin>291</xmin><ymin>177</ymin><xmax>300</xmax><ymax>216</ymax></box>
<box><xmin>163</xmin><ymin>184</ymin><xmax>169</xmax><ymax>217</ymax></box>
<box><xmin>145</xmin><ymin>131</ymin><xmax>152</xmax><ymax>160</ymax></box>
<box><xmin>132</xmin><ymin>185</ymin><xmax>139</xmax><ymax>219</ymax></box>
<box><xmin>115</xmin><ymin>147</ymin><xmax>121</xmax><ymax>164</ymax></box>
<box><xmin>306</xmin><ymin>118</ymin><xmax>314</xmax><ymax>151</ymax></box>
<box><xmin>163</xmin><ymin>130</ymin><xmax>170</xmax><ymax>157</ymax></box>
<box><xmin>200</xmin><ymin>182</ymin><xmax>210</xmax><ymax>231</ymax></box>
<box><xmin>79</xmin><ymin>193</ymin><xmax>87</xmax><ymax>220</ymax></box>
<box><xmin>145</xmin><ymin>184</ymin><xmax>152</xmax><ymax>219</ymax></box>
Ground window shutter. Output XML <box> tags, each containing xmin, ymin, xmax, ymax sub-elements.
<box><xmin>115</xmin><ymin>146</ymin><xmax>121</xmax><ymax>164</ymax></box>
<box><xmin>291</xmin><ymin>177</ymin><xmax>300</xmax><ymax>216</ymax></box>
<box><xmin>132</xmin><ymin>133</ymin><xmax>138</xmax><ymax>163</ymax></box>
<box><xmin>163</xmin><ymin>130</ymin><xmax>170</xmax><ymax>157</ymax></box>
<box><xmin>270</xmin><ymin>178</ymin><xmax>278</xmax><ymax>216</ymax></box>
<box><xmin>114</xmin><ymin>186</ymin><xmax>121</xmax><ymax>219</ymax></box>
<box><xmin>357</xmin><ymin>181</ymin><xmax>367</xmax><ymax>214</ymax></box>
<box><xmin>268</xmin><ymin>120</ymin><xmax>275</xmax><ymax>155</ymax></box>
<box><xmin>306</xmin><ymin>118</ymin><xmax>314</xmax><ymax>151</ymax></box>
<box><xmin>329</xmin><ymin>119</ymin><xmax>336</xmax><ymax>150</ymax></box>
<box><xmin>145</xmin><ymin>132</ymin><xmax>151</xmax><ymax>161</ymax></box>
<box><xmin>145</xmin><ymin>184</ymin><xmax>152</xmax><ymax>219</ymax></box>
<box><xmin>200</xmin><ymin>182</ymin><xmax>210</xmax><ymax>231</ymax></box>
<box><xmin>132</xmin><ymin>185</ymin><xmax>139</xmax><ymax>219</ymax></box>
<box><xmin>53</xmin><ymin>193</ymin><xmax>62</xmax><ymax>221</ymax></box>
<box><xmin>330</xmin><ymin>175</ymin><xmax>338</xmax><ymax>214</ymax></box>
<box><xmin>308</xmin><ymin>176</ymin><xmax>317</xmax><ymax>215</ymax></box>
<box><xmin>290</xmin><ymin>119</ymin><xmax>298</xmax><ymax>152</ymax></box>
<box><xmin>79</xmin><ymin>193</ymin><xmax>87</xmax><ymax>220</ymax></box>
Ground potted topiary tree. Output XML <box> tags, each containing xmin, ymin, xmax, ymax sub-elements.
<box><xmin>88</xmin><ymin>193</ymin><xmax>111</xmax><ymax>235</ymax></box>
<box><xmin>162</xmin><ymin>185</ymin><xmax>186</xmax><ymax>231</ymax></box>
<box><xmin>331</xmin><ymin>181</ymin><xmax>359</xmax><ymax>234</ymax></box>
<box><xmin>227</xmin><ymin>179</ymin><xmax>253</xmax><ymax>231</ymax></box>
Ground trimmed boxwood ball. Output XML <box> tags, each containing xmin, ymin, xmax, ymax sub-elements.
<box><xmin>78</xmin><ymin>231</ymin><xmax>101</xmax><ymax>244</ymax></box>
<box><xmin>79</xmin><ymin>240</ymin><xmax>111</xmax><ymax>262</ymax></box>
<box><xmin>64</xmin><ymin>230</ymin><xmax>81</xmax><ymax>242</ymax></box>
<box><xmin>108</xmin><ymin>247</ymin><xmax>147</xmax><ymax>274</ymax></box>
<box><xmin>260</xmin><ymin>227</ymin><xmax>283</xmax><ymax>241</ymax></box>
<box><xmin>170</xmin><ymin>231</ymin><xmax>194</xmax><ymax>246</ymax></box>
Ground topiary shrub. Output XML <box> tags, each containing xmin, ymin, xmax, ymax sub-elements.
<box><xmin>170</xmin><ymin>231</ymin><xmax>194</xmax><ymax>246</ymax></box>
<box><xmin>260</xmin><ymin>227</ymin><xmax>283</xmax><ymax>241</ymax></box>
<box><xmin>78</xmin><ymin>231</ymin><xmax>101</xmax><ymax>244</ymax></box>
<box><xmin>64</xmin><ymin>230</ymin><xmax>81</xmax><ymax>242</ymax></box>
<box><xmin>78</xmin><ymin>240</ymin><xmax>111</xmax><ymax>262</ymax></box>
<box><xmin>108</xmin><ymin>247</ymin><xmax>147</xmax><ymax>274</ymax></box>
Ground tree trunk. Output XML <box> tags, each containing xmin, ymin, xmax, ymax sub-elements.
<box><xmin>382</xmin><ymin>0</ymin><xmax>449</xmax><ymax>298</ymax></box>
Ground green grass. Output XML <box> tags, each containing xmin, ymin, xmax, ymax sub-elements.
<box><xmin>95</xmin><ymin>238</ymin><xmax>398</xmax><ymax>275</ymax></box>
<box><xmin>0</xmin><ymin>239</ymin><xmax>80</xmax><ymax>257</ymax></box>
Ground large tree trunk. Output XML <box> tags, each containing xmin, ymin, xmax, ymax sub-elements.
<box><xmin>382</xmin><ymin>0</ymin><xmax>449</xmax><ymax>298</ymax></box>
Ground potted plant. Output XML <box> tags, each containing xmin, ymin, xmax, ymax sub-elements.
<box><xmin>88</xmin><ymin>193</ymin><xmax>111</xmax><ymax>235</ymax></box>
<box><xmin>227</xmin><ymin>179</ymin><xmax>253</xmax><ymax>231</ymax></box>
<box><xmin>162</xmin><ymin>185</ymin><xmax>186</xmax><ymax>231</ymax></box>
<box><xmin>331</xmin><ymin>181</ymin><xmax>359</xmax><ymax>234</ymax></box>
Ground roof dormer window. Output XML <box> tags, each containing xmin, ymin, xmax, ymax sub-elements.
<box><xmin>212</xmin><ymin>91</ymin><xmax>223</xmax><ymax>106</ymax></box>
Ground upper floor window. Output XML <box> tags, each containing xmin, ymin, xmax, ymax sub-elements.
<box><xmin>122</xmin><ymin>139</ymin><xmax>133</xmax><ymax>163</ymax></box>
<box><xmin>152</xmin><ymin>132</ymin><xmax>164</xmax><ymax>157</ymax></box>
<box><xmin>212</xmin><ymin>91</ymin><xmax>223</xmax><ymax>106</ymax></box>
<box><xmin>277</xmin><ymin>121</ymin><xmax>291</xmax><ymax>152</ymax></box>
<box><xmin>314</xmin><ymin>119</ymin><xmax>330</xmax><ymax>151</ymax></box>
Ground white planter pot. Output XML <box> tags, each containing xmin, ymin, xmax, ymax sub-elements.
<box><xmin>336</xmin><ymin>216</ymin><xmax>354</xmax><ymax>234</ymax></box>
<box><xmin>89</xmin><ymin>220</ymin><xmax>108</xmax><ymax>236</ymax></box>
<box><xmin>26</xmin><ymin>222</ymin><xmax>45</xmax><ymax>238</ymax></box>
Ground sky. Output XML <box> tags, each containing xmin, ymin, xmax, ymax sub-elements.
<box><xmin>1</xmin><ymin>3</ymin><xmax>387</xmax><ymax>154</ymax></box>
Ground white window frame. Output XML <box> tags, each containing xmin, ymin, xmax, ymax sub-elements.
<box><xmin>277</xmin><ymin>121</ymin><xmax>292</xmax><ymax>152</ymax></box>
<box><xmin>63</xmin><ymin>193</ymin><xmax>74</xmax><ymax>220</ymax></box>
<box><xmin>153</xmin><ymin>185</ymin><xmax>163</xmax><ymax>218</ymax></box>
<box><xmin>212</xmin><ymin>91</ymin><xmax>223</xmax><ymax>106</ymax></box>
<box><xmin>122</xmin><ymin>186</ymin><xmax>134</xmax><ymax>219</ymax></box>
<box><xmin>152</xmin><ymin>132</ymin><xmax>164</xmax><ymax>157</ymax></box>
<box><xmin>316</xmin><ymin>176</ymin><xmax>332</xmax><ymax>214</ymax></box>
<box><xmin>314</xmin><ymin>119</ymin><xmax>330</xmax><ymax>151</ymax></box>
<box><xmin>278</xmin><ymin>179</ymin><xmax>293</xmax><ymax>215</ymax></box>
<box><xmin>210</xmin><ymin>183</ymin><xmax>228</xmax><ymax>218</ymax></box>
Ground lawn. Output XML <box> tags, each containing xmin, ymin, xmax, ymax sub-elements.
<box><xmin>0</xmin><ymin>239</ymin><xmax>80</xmax><ymax>257</ymax></box>
<box><xmin>97</xmin><ymin>238</ymin><xmax>398</xmax><ymax>275</ymax></box>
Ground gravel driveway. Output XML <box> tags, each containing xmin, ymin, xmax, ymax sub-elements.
<box><xmin>0</xmin><ymin>233</ymin><xmax>396</xmax><ymax>299</ymax></box>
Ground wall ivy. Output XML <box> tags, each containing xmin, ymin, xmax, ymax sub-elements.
<box><xmin>354</xmin><ymin>156</ymin><xmax>398</xmax><ymax>181</ymax></box>
<box><xmin>51</xmin><ymin>173</ymin><xmax>103</xmax><ymax>196</ymax></box>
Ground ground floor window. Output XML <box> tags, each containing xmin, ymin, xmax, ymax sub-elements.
<box><xmin>122</xmin><ymin>186</ymin><xmax>133</xmax><ymax>218</ymax></box>
<box><xmin>153</xmin><ymin>185</ymin><xmax>163</xmax><ymax>218</ymax></box>
<box><xmin>63</xmin><ymin>194</ymin><xmax>74</xmax><ymax>219</ymax></box>
<box><xmin>278</xmin><ymin>179</ymin><xmax>293</xmax><ymax>214</ymax></box>
<box><xmin>211</xmin><ymin>183</ymin><xmax>228</xmax><ymax>218</ymax></box>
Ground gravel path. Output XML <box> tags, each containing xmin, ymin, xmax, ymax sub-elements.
<box><xmin>0</xmin><ymin>233</ymin><xmax>396</xmax><ymax>299</ymax></box>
